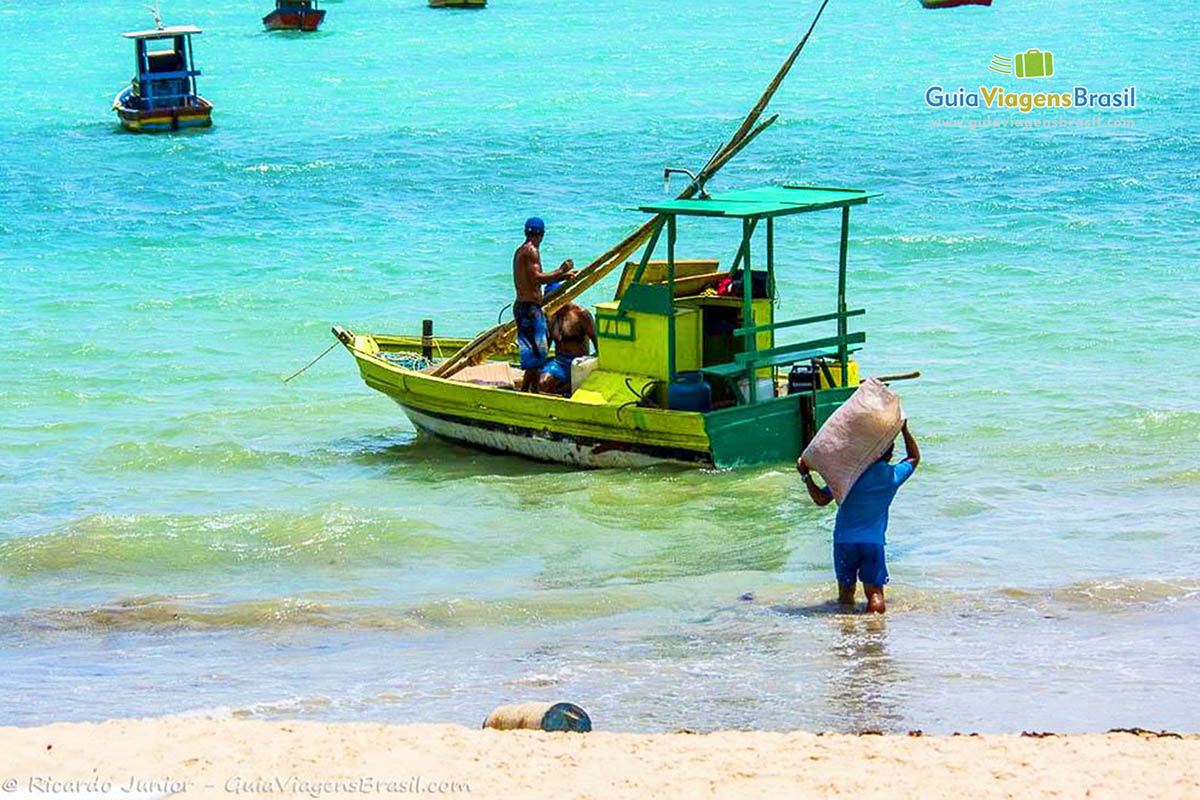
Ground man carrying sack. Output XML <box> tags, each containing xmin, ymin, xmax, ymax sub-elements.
<box><xmin>797</xmin><ymin>378</ymin><xmax>921</xmax><ymax>614</ymax></box>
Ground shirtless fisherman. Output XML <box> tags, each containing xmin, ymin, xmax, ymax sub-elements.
<box><xmin>512</xmin><ymin>217</ymin><xmax>576</xmax><ymax>393</ymax></box>
<box><xmin>798</xmin><ymin>420</ymin><xmax>921</xmax><ymax>614</ymax></box>
<box><xmin>540</xmin><ymin>303</ymin><xmax>597</xmax><ymax>395</ymax></box>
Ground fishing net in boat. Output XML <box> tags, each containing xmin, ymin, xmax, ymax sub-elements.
<box><xmin>380</xmin><ymin>353</ymin><xmax>433</xmax><ymax>371</ymax></box>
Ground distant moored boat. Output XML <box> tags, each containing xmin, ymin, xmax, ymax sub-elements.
<box><xmin>112</xmin><ymin>24</ymin><xmax>212</xmax><ymax>133</ymax></box>
<box><xmin>919</xmin><ymin>0</ymin><xmax>992</xmax><ymax>7</ymax></box>
<box><xmin>263</xmin><ymin>0</ymin><xmax>326</xmax><ymax>32</ymax></box>
<box><xmin>429</xmin><ymin>0</ymin><xmax>486</xmax><ymax>8</ymax></box>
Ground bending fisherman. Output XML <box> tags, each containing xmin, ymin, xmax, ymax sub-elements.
<box><xmin>540</xmin><ymin>303</ymin><xmax>596</xmax><ymax>396</ymax></box>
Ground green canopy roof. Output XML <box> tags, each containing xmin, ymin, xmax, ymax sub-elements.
<box><xmin>639</xmin><ymin>185</ymin><xmax>876</xmax><ymax>220</ymax></box>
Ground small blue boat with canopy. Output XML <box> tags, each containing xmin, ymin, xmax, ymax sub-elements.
<box><xmin>112</xmin><ymin>20</ymin><xmax>212</xmax><ymax>133</ymax></box>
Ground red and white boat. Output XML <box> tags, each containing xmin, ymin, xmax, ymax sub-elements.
<box><xmin>263</xmin><ymin>0</ymin><xmax>326</xmax><ymax>32</ymax></box>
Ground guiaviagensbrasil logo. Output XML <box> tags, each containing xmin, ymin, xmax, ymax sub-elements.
<box><xmin>989</xmin><ymin>49</ymin><xmax>1054</xmax><ymax>79</ymax></box>
<box><xmin>925</xmin><ymin>49</ymin><xmax>1136</xmax><ymax>114</ymax></box>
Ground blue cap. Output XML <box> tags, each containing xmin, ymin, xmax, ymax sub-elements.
<box><xmin>524</xmin><ymin>217</ymin><xmax>545</xmax><ymax>236</ymax></box>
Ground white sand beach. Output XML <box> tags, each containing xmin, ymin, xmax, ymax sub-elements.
<box><xmin>1</xmin><ymin>719</ymin><xmax>1197</xmax><ymax>799</ymax></box>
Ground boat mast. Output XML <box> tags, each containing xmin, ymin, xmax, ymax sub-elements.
<box><xmin>147</xmin><ymin>0</ymin><xmax>163</xmax><ymax>30</ymax></box>
<box><xmin>431</xmin><ymin>0</ymin><xmax>835</xmax><ymax>378</ymax></box>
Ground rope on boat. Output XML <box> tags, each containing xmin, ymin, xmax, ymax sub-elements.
<box><xmin>282</xmin><ymin>342</ymin><xmax>338</xmax><ymax>384</ymax></box>
<box><xmin>617</xmin><ymin>377</ymin><xmax>661</xmax><ymax>420</ymax></box>
<box><xmin>380</xmin><ymin>353</ymin><xmax>433</xmax><ymax>370</ymax></box>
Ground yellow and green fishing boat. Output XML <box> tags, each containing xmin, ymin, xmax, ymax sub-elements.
<box><xmin>334</xmin><ymin>183</ymin><xmax>913</xmax><ymax>468</ymax></box>
<box><xmin>332</xmin><ymin>2</ymin><xmax>913</xmax><ymax>468</ymax></box>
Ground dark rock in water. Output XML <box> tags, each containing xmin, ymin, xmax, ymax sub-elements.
<box><xmin>739</xmin><ymin>592</ymin><xmax>755</xmax><ymax>602</ymax></box>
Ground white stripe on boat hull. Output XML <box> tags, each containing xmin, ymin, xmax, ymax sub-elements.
<box><xmin>401</xmin><ymin>407</ymin><xmax>696</xmax><ymax>468</ymax></box>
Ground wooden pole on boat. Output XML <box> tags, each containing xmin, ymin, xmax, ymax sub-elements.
<box><xmin>421</xmin><ymin>319</ymin><xmax>434</xmax><ymax>360</ymax></box>
<box><xmin>431</xmin><ymin>0</ymin><xmax>834</xmax><ymax>378</ymax></box>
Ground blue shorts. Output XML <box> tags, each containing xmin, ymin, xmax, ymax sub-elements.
<box><xmin>513</xmin><ymin>301</ymin><xmax>549</xmax><ymax>370</ymax></box>
<box><xmin>540</xmin><ymin>354</ymin><xmax>576</xmax><ymax>393</ymax></box>
<box><xmin>833</xmin><ymin>542</ymin><xmax>888</xmax><ymax>587</ymax></box>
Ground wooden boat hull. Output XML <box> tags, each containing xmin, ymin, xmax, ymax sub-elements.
<box><xmin>402</xmin><ymin>405</ymin><xmax>708</xmax><ymax>468</ymax></box>
<box><xmin>919</xmin><ymin>0</ymin><xmax>992</xmax><ymax>7</ymax></box>
<box><xmin>337</xmin><ymin>329</ymin><xmax>852</xmax><ymax>470</ymax></box>
<box><xmin>113</xmin><ymin>89</ymin><xmax>212</xmax><ymax>132</ymax></box>
<box><xmin>429</xmin><ymin>0</ymin><xmax>486</xmax><ymax>8</ymax></box>
<box><xmin>263</xmin><ymin>7</ymin><xmax>326</xmax><ymax>31</ymax></box>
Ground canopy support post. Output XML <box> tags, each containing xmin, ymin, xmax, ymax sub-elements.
<box><xmin>666</xmin><ymin>214</ymin><xmax>678</xmax><ymax>400</ymax></box>
<box><xmin>837</xmin><ymin>205</ymin><xmax>850</xmax><ymax>386</ymax></box>
<box><xmin>729</xmin><ymin>217</ymin><xmax>759</xmax><ymax>276</ymax></box>
<box><xmin>628</xmin><ymin>219</ymin><xmax>665</xmax><ymax>287</ymax></box>
<box><xmin>187</xmin><ymin>35</ymin><xmax>197</xmax><ymax>96</ymax></box>
<box><xmin>138</xmin><ymin>40</ymin><xmax>151</xmax><ymax>105</ymax></box>
<box><xmin>742</xmin><ymin>217</ymin><xmax>756</xmax><ymax>404</ymax></box>
<box><xmin>766</xmin><ymin>216</ymin><xmax>776</xmax><ymax>352</ymax></box>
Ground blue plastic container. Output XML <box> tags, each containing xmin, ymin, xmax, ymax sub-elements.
<box><xmin>668</xmin><ymin>372</ymin><xmax>712</xmax><ymax>412</ymax></box>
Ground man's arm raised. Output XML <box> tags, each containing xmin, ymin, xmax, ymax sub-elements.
<box><xmin>539</xmin><ymin>259</ymin><xmax>576</xmax><ymax>284</ymax></box>
<box><xmin>797</xmin><ymin>457</ymin><xmax>834</xmax><ymax>506</ymax></box>
<box><xmin>900</xmin><ymin>420</ymin><xmax>920</xmax><ymax>469</ymax></box>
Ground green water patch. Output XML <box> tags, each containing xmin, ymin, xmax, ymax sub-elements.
<box><xmin>346</xmin><ymin>433</ymin><xmax>580</xmax><ymax>483</ymax></box>
<box><xmin>9</xmin><ymin>583</ymin><xmax>664</xmax><ymax>634</ymax></box>
<box><xmin>13</xmin><ymin>594</ymin><xmax>425</xmax><ymax>633</ymax></box>
<box><xmin>985</xmin><ymin>405</ymin><xmax>1200</xmax><ymax>482</ymax></box>
<box><xmin>530</xmin><ymin>521</ymin><xmax>792</xmax><ymax>590</ymax></box>
<box><xmin>572</xmin><ymin>468</ymin><xmax>803</xmax><ymax>529</ymax></box>
<box><xmin>88</xmin><ymin>440</ymin><xmax>314</xmax><ymax>473</ymax></box>
<box><xmin>936</xmin><ymin>497</ymin><xmax>996</xmax><ymax>518</ymax></box>
<box><xmin>0</xmin><ymin>508</ymin><xmax>475</xmax><ymax>576</ymax></box>
<box><xmin>1142</xmin><ymin>467</ymin><xmax>1200</xmax><ymax>486</ymax></box>
<box><xmin>498</xmin><ymin>468</ymin><xmax>809</xmax><ymax>588</ymax></box>
<box><xmin>1105</xmin><ymin>529</ymin><xmax>1168</xmax><ymax>542</ymax></box>
<box><xmin>1117</xmin><ymin>407</ymin><xmax>1200</xmax><ymax>441</ymax></box>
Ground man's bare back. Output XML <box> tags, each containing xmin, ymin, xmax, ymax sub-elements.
<box><xmin>552</xmin><ymin>304</ymin><xmax>596</xmax><ymax>359</ymax></box>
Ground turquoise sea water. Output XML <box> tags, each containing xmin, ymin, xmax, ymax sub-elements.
<box><xmin>1</xmin><ymin>0</ymin><xmax>1198</xmax><ymax>732</ymax></box>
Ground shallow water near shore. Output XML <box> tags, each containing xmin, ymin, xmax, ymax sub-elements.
<box><xmin>1</xmin><ymin>0</ymin><xmax>1198</xmax><ymax>732</ymax></box>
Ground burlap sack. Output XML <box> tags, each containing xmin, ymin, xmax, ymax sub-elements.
<box><xmin>801</xmin><ymin>377</ymin><xmax>903</xmax><ymax>503</ymax></box>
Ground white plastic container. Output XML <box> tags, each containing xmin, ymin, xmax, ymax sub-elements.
<box><xmin>736</xmin><ymin>377</ymin><xmax>776</xmax><ymax>402</ymax></box>
<box><xmin>570</xmin><ymin>356</ymin><xmax>598</xmax><ymax>394</ymax></box>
